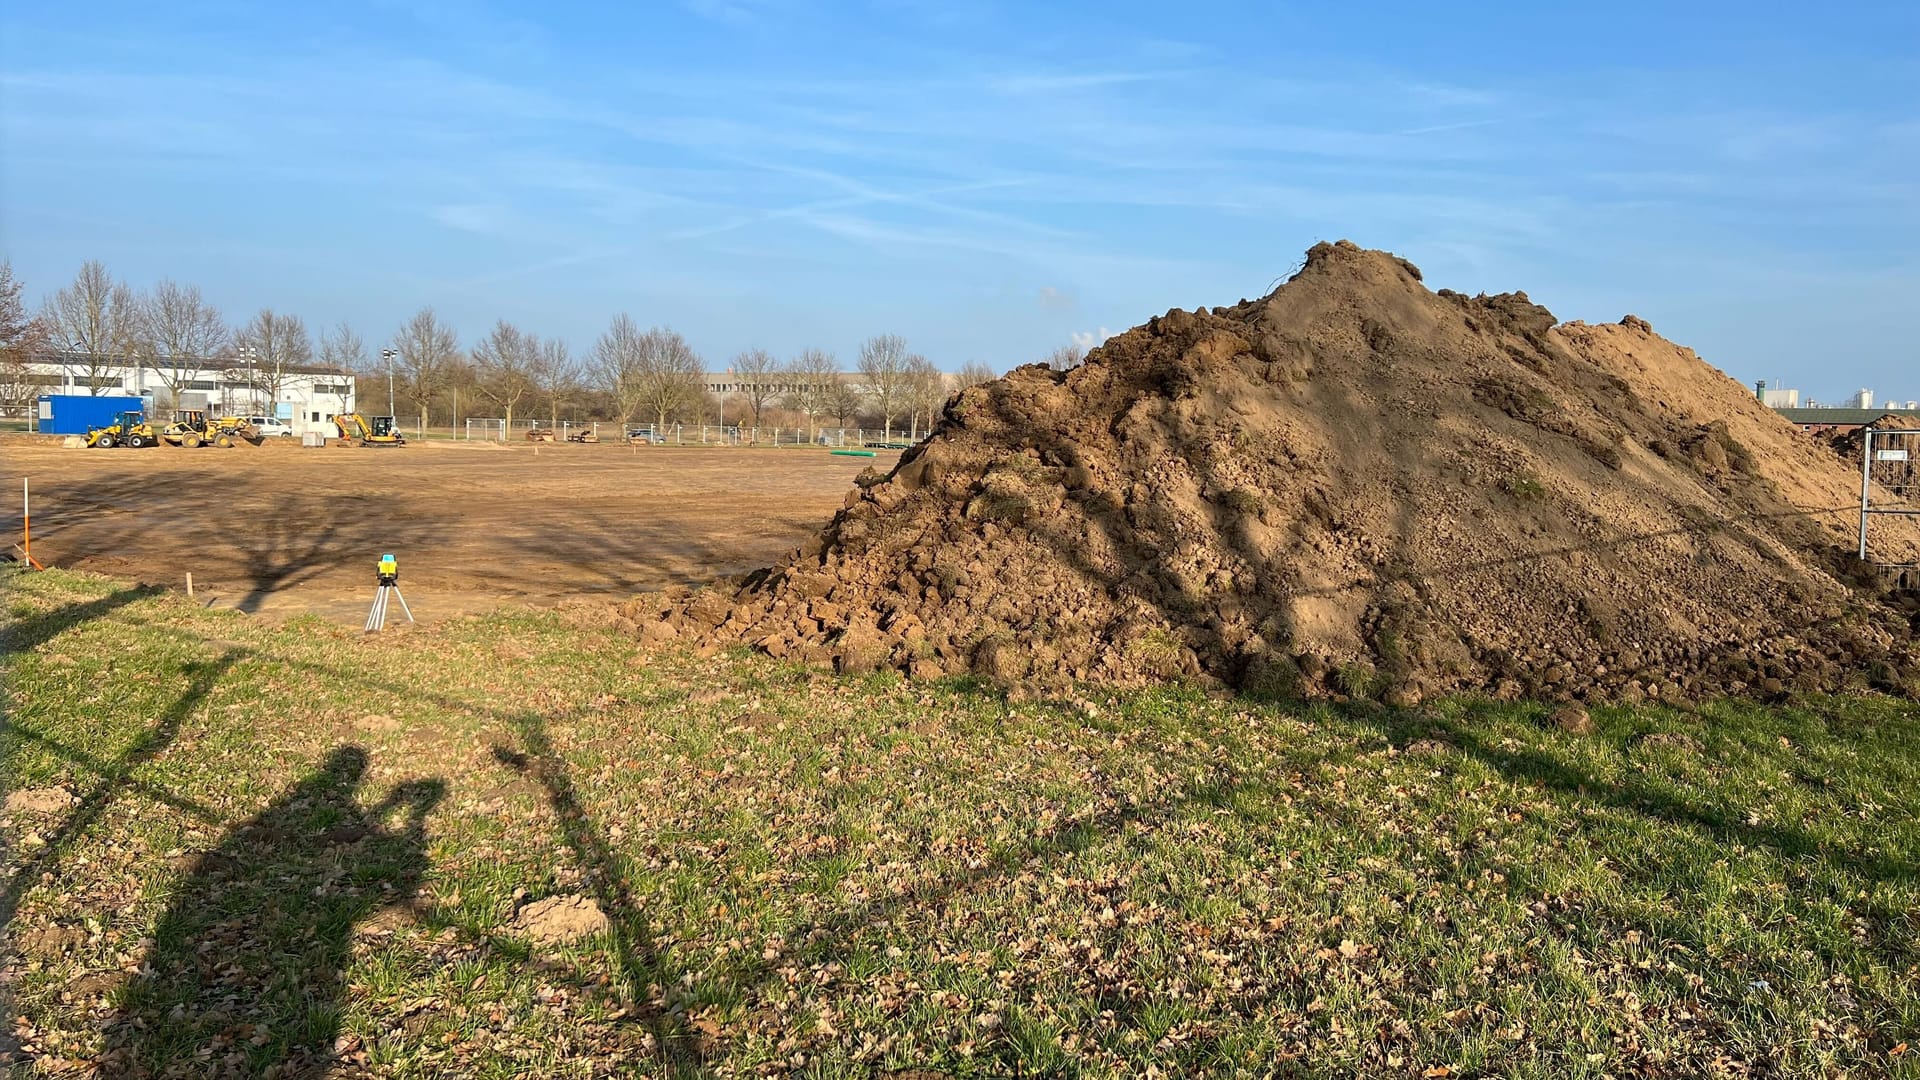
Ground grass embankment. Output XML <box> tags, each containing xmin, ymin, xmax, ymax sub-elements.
<box><xmin>3</xmin><ymin>568</ymin><xmax>1917</xmax><ymax>1078</ymax></box>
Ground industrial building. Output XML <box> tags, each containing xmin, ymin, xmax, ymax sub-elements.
<box><xmin>9</xmin><ymin>352</ymin><xmax>356</xmax><ymax>436</ymax></box>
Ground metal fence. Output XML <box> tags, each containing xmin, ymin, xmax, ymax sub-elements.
<box><xmin>454</xmin><ymin>417</ymin><xmax>930</xmax><ymax>448</ymax></box>
<box><xmin>1858</xmin><ymin>426</ymin><xmax>1919</xmax><ymax>566</ymax></box>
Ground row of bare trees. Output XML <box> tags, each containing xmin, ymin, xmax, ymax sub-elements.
<box><xmin>1</xmin><ymin>258</ymin><xmax>1022</xmax><ymax>435</ymax></box>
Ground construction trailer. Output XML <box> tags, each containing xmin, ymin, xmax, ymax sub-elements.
<box><xmin>38</xmin><ymin>394</ymin><xmax>145</xmax><ymax>435</ymax></box>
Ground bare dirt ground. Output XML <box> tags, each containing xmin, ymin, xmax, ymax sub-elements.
<box><xmin>3</xmin><ymin>439</ymin><xmax>891</xmax><ymax>624</ymax></box>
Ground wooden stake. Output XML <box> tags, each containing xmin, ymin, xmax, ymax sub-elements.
<box><xmin>187</xmin><ymin>572</ymin><xmax>194</xmax><ymax>598</ymax></box>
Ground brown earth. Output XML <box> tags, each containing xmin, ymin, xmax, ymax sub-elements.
<box><xmin>2</xmin><ymin>441</ymin><xmax>890</xmax><ymax>624</ymax></box>
<box><xmin>627</xmin><ymin>241</ymin><xmax>1920</xmax><ymax>702</ymax></box>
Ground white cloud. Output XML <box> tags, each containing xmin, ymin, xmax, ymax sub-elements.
<box><xmin>1071</xmin><ymin>327</ymin><xmax>1111</xmax><ymax>350</ymax></box>
<box><xmin>1037</xmin><ymin>285</ymin><xmax>1075</xmax><ymax>311</ymax></box>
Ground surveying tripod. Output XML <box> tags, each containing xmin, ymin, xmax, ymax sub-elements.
<box><xmin>364</xmin><ymin>553</ymin><xmax>415</xmax><ymax>631</ymax></box>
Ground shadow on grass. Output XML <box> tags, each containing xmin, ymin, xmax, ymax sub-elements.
<box><xmin>492</xmin><ymin>716</ymin><xmax>705</xmax><ymax>1074</ymax></box>
<box><xmin>0</xmin><ymin>583</ymin><xmax>163</xmax><ymax>655</ymax></box>
<box><xmin>1</xmin><ymin>649</ymin><xmax>240</xmax><ymax>939</ymax></box>
<box><xmin>100</xmin><ymin>746</ymin><xmax>444</xmax><ymax>1077</ymax></box>
<box><xmin>1340</xmin><ymin>700</ymin><xmax>1916</xmax><ymax>888</ymax></box>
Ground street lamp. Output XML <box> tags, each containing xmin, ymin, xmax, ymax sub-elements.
<box><xmin>238</xmin><ymin>344</ymin><xmax>259</xmax><ymax>415</ymax></box>
<box><xmin>381</xmin><ymin>347</ymin><xmax>397</xmax><ymax>416</ymax></box>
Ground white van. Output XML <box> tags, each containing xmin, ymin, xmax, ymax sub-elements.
<box><xmin>246</xmin><ymin>416</ymin><xmax>295</xmax><ymax>437</ymax></box>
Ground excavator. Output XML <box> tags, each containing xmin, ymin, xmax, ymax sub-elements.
<box><xmin>85</xmin><ymin>410</ymin><xmax>157</xmax><ymax>448</ymax></box>
<box><xmin>160</xmin><ymin>410</ymin><xmax>255</xmax><ymax>448</ymax></box>
<box><xmin>333</xmin><ymin>413</ymin><xmax>406</xmax><ymax>447</ymax></box>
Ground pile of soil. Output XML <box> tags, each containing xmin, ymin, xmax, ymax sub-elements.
<box><xmin>619</xmin><ymin>242</ymin><xmax>1920</xmax><ymax>702</ymax></box>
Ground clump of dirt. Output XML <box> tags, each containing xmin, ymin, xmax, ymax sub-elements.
<box><xmin>512</xmin><ymin>894</ymin><xmax>609</xmax><ymax>944</ymax></box>
<box><xmin>5</xmin><ymin>788</ymin><xmax>77</xmax><ymax>815</ymax></box>
<box><xmin>622</xmin><ymin>241</ymin><xmax>1920</xmax><ymax>702</ymax></box>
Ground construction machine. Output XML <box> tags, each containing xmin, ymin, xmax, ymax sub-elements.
<box><xmin>526</xmin><ymin>425</ymin><xmax>557</xmax><ymax>442</ymax></box>
<box><xmin>85</xmin><ymin>411</ymin><xmax>157</xmax><ymax>449</ymax></box>
<box><xmin>161</xmin><ymin>410</ymin><xmax>255</xmax><ymax>448</ymax></box>
<box><xmin>565</xmin><ymin>428</ymin><xmax>600</xmax><ymax>443</ymax></box>
<box><xmin>333</xmin><ymin>413</ymin><xmax>405</xmax><ymax>447</ymax></box>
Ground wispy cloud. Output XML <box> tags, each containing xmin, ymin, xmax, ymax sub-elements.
<box><xmin>984</xmin><ymin>71</ymin><xmax>1170</xmax><ymax>95</ymax></box>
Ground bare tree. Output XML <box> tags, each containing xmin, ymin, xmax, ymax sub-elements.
<box><xmin>319</xmin><ymin>322</ymin><xmax>368</xmax><ymax>421</ymax></box>
<box><xmin>957</xmin><ymin>360</ymin><xmax>996</xmax><ymax>388</ymax></box>
<box><xmin>0</xmin><ymin>261</ymin><xmax>50</xmax><ymax>422</ymax></box>
<box><xmin>0</xmin><ymin>353</ymin><xmax>39</xmax><ymax>423</ymax></box>
<box><xmin>235</xmin><ymin>309</ymin><xmax>313</xmax><ymax>418</ymax></box>
<box><xmin>780</xmin><ymin>348</ymin><xmax>836</xmax><ymax>442</ymax></box>
<box><xmin>42</xmin><ymin>260</ymin><xmax>138</xmax><ymax>396</ymax></box>
<box><xmin>1045</xmin><ymin>343</ymin><xmax>1085</xmax><ymax>371</ymax></box>
<box><xmin>635</xmin><ymin>327</ymin><xmax>703</xmax><ymax>431</ymax></box>
<box><xmin>531</xmin><ymin>337</ymin><xmax>577</xmax><ymax>431</ymax></box>
<box><xmin>904</xmin><ymin>353</ymin><xmax>945</xmax><ymax>440</ymax></box>
<box><xmin>857</xmin><ymin>333</ymin><xmax>912</xmax><ymax>440</ymax></box>
<box><xmin>826</xmin><ymin>375</ymin><xmax>864</xmax><ymax>430</ymax></box>
<box><xmin>137</xmin><ymin>281</ymin><xmax>227</xmax><ymax>412</ymax></box>
<box><xmin>0</xmin><ymin>260</ymin><xmax>37</xmax><ymax>360</ymax></box>
<box><xmin>470</xmin><ymin>320</ymin><xmax>538</xmax><ymax>433</ymax></box>
<box><xmin>730</xmin><ymin>348</ymin><xmax>780</xmax><ymax>431</ymax></box>
<box><xmin>390</xmin><ymin>308</ymin><xmax>460</xmax><ymax>433</ymax></box>
<box><xmin>591</xmin><ymin>314</ymin><xmax>648</xmax><ymax>428</ymax></box>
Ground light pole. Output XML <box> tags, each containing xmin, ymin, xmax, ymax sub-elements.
<box><xmin>238</xmin><ymin>344</ymin><xmax>259</xmax><ymax>416</ymax></box>
<box><xmin>381</xmin><ymin>347</ymin><xmax>397</xmax><ymax>417</ymax></box>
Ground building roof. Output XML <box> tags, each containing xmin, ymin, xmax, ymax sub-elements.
<box><xmin>1775</xmin><ymin>407</ymin><xmax>1920</xmax><ymax>425</ymax></box>
<box><xmin>27</xmin><ymin>351</ymin><xmax>355</xmax><ymax>378</ymax></box>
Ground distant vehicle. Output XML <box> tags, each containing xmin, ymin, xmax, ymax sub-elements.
<box><xmin>245</xmin><ymin>416</ymin><xmax>294</xmax><ymax>437</ymax></box>
<box><xmin>332</xmin><ymin>413</ymin><xmax>405</xmax><ymax>447</ymax></box>
<box><xmin>526</xmin><ymin>425</ymin><xmax>557</xmax><ymax>443</ymax></box>
<box><xmin>85</xmin><ymin>410</ymin><xmax>156</xmax><ymax>449</ymax></box>
<box><xmin>161</xmin><ymin>410</ymin><xmax>254</xmax><ymax>448</ymax></box>
<box><xmin>626</xmin><ymin>426</ymin><xmax>657</xmax><ymax>445</ymax></box>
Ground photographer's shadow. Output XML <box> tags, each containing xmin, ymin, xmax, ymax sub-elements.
<box><xmin>101</xmin><ymin>746</ymin><xmax>443</xmax><ymax>1077</ymax></box>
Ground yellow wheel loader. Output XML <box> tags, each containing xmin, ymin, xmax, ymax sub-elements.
<box><xmin>85</xmin><ymin>410</ymin><xmax>157</xmax><ymax>449</ymax></box>
<box><xmin>161</xmin><ymin>410</ymin><xmax>256</xmax><ymax>448</ymax></box>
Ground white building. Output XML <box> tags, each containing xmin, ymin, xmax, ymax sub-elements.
<box><xmin>1853</xmin><ymin>388</ymin><xmax>1875</xmax><ymax>409</ymax></box>
<box><xmin>16</xmin><ymin>352</ymin><xmax>356</xmax><ymax>436</ymax></box>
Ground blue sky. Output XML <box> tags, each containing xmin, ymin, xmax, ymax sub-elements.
<box><xmin>2</xmin><ymin>1</ymin><xmax>1915</xmax><ymax>399</ymax></box>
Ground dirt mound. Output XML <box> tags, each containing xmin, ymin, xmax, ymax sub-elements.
<box><xmin>621</xmin><ymin>241</ymin><xmax>1920</xmax><ymax>702</ymax></box>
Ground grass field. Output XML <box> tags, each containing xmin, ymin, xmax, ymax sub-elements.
<box><xmin>4</xmin><ymin>567</ymin><xmax>1919</xmax><ymax>1078</ymax></box>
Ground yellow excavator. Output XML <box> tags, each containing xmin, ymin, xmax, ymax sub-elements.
<box><xmin>161</xmin><ymin>410</ymin><xmax>256</xmax><ymax>448</ymax></box>
<box><xmin>85</xmin><ymin>410</ymin><xmax>157</xmax><ymax>448</ymax></box>
<box><xmin>333</xmin><ymin>413</ymin><xmax>405</xmax><ymax>447</ymax></box>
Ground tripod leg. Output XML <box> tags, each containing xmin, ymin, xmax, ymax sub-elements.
<box><xmin>374</xmin><ymin>587</ymin><xmax>387</xmax><ymax>631</ymax></box>
<box><xmin>365</xmin><ymin>587</ymin><xmax>381</xmax><ymax>632</ymax></box>
<box><xmin>392</xmin><ymin>586</ymin><xmax>415</xmax><ymax>624</ymax></box>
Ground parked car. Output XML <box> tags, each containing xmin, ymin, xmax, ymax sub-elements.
<box><xmin>245</xmin><ymin>416</ymin><xmax>295</xmax><ymax>437</ymax></box>
<box><xmin>626</xmin><ymin>426</ymin><xmax>657</xmax><ymax>444</ymax></box>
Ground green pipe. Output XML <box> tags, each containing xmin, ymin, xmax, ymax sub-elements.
<box><xmin>831</xmin><ymin>449</ymin><xmax>877</xmax><ymax>457</ymax></box>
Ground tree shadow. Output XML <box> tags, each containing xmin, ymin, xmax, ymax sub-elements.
<box><xmin>99</xmin><ymin>746</ymin><xmax>444</xmax><ymax>1077</ymax></box>
<box><xmin>1</xmin><ymin>650</ymin><xmax>240</xmax><ymax>938</ymax></box>
<box><xmin>490</xmin><ymin>716</ymin><xmax>704</xmax><ymax>1073</ymax></box>
<box><xmin>1332</xmin><ymin>699</ymin><xmax>1917</xmax><ymax>977</ymax></box>
<box><xmin>1361</xmin><ymin>701</ymin><xmax>1914</xmax><ymax>887</ymax></box>
<box><xmin>0</xmin><ymin>583</ymin><xmax>163</xmax><ymax>654</ymax></box>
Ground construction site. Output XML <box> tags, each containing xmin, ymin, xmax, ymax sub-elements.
<box><xmin>6</xmin><ymin>244</ymin><xmax>1919</xmax><ymax>1079</ymax></box>
<box><xmin>5</xmin><ymin>439</ymin><xmax>893</xmax><ymax>623</ymax></box>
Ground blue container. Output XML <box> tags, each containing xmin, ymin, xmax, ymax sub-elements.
<box><xmin>38</xmin><ymin>394</ymin><xmax>145</xmax><ymax>435</ymax></box>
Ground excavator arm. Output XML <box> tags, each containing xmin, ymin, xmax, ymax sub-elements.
<box><xmin>333</xmin><ymin>413</ymin><xmax>372</xmax><ymax>440</ymax></box>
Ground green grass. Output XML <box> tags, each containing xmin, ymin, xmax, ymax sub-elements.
<box><xmin>4</xmin><ymin>567</ymin><xmax>1919</xmax><ymax>1078</ymax></box>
